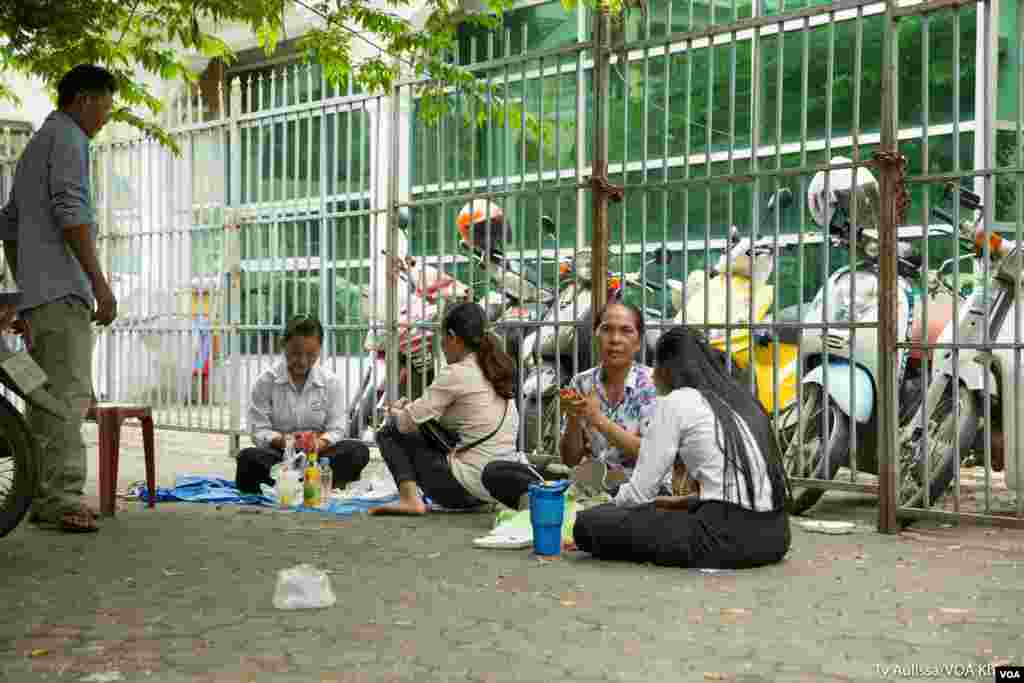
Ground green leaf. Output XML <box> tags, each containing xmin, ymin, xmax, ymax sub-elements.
<box><xmin>256</xmin><ymin>21</ymin><xmax>279</xmax><ymax>56</ymax></box>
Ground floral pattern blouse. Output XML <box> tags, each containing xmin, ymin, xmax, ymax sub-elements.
<box><xmin>560</xmin><ymin>363</ymin><xmax>659</xmax><ymax>472</ymax></box>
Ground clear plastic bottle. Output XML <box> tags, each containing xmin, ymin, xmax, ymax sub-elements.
<box><xmin>284</xmin><ymin>433</ymin><xmax>296</xmax><ymax>468</ymax></box>
<box><xmin>319</xmin><ymin>457</ymin><xmax>332</xmax><ymax>509</ymax></box>
<box><xmin>278</xmin><ymin>434</ymin><xmax>297</xmax><ymax>508</ymax></box>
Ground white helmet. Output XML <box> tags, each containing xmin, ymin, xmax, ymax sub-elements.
<box><xmin>807</xmin><ymin>157</ymin><xmax>881</xmax><ymax>230</ymax></box>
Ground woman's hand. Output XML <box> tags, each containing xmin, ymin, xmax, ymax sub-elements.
<box><xmin>561</xmin><ymin>387</ymin><xmax>601</xmax><ymax>424</ymax></box>
<box><xmin>387</xmin><ymin>398</ymin><xmax>410</xmax><ymax>417</ymax></box>
<box><xmin>654</xmin><ymin>495</ymin><xmax>697</xmax><ymax>511</ymax></box>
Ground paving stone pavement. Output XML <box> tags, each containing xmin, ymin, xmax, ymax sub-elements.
<box><xmin>0</xmin><ymin>424</ymin><xmax>1022</xmax><ymax>682</ymax></box>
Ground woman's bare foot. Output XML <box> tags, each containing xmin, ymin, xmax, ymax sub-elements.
<box><xmin>369</xmin><ymin>497</ymin><xmax>428</xmax><ymax>515</ymax></box>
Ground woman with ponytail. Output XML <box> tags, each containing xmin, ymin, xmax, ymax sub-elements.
<box><xmin>572</xmin><ymin>326</ymin><xmax>792</xmax><ymax>569</ymax></box>
<box><xmin>370</xmin><ymin>302</ymin><xmax>521</xmax><ymax>515</ymax></box>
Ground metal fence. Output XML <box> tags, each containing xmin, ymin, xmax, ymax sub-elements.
<box><xmin>0</xmin><ymin>0</ymin><xmax>1020</xmax><ymax>529</ymax></box>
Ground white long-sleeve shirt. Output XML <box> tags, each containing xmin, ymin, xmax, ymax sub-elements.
<box><xmin>614</xmin><ymin>388</ymin><xmax>775</xmax><ymax>512</ymax></box>
<box><xmin>247</xmin><ymin>360</ymin><xmax>347</xmax><ymax>449</ymax></box>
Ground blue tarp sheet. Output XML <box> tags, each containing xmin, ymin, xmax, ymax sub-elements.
<box><xmin>131</xmin><ymin>475</ymin><xmax>399</xmax><ymax>516</ymax></box>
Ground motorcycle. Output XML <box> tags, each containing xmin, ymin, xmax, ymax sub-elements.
<box><xmin>899</xmin><ymin>183</ymin><xmax>1022</xmax><ymax>510</ymax></box>
<box><xmin>780</xmin><ymin>159</ymin><xmax>951</xmax><ymax>515</ymax></box>
<box><xmin>0</xmin><ymin>313</ymin><xmax>74</xmax><ymax>537</ymax></box>
<box><xmin>458</xmin><ymin>211</ymin><xmax>573</xmax><ymax>370</ymax></box>
<box><xmin>674</xmin><ymin>189</ymin><xmax>800</xmax><ymax>415</ymax></box>
<box><xmin>347</xmin><ymin>209</ymin><xmax>472</xmax><ymax>440</ymax></box>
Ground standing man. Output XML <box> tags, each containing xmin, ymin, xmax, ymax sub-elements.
<box><xmin>0</xmin><ymin>64</ymin><xmax>119</xmax><ymax>532</ymax></box>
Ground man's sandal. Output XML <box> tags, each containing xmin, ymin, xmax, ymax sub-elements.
<box><xmin>33</xmin><ymin>505</ymin><xmax>100</xmax><ymax>533</ymax></box>
<box><xmin>59</xmin><ymin>507</ymin><xmax>99</xmax><ymax>533</ymax></box>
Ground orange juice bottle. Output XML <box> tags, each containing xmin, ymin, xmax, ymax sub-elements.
<box><xmin>303</xmin><ymin>451</ymin><xmax>321</xmax><ymax>508</ymax></box>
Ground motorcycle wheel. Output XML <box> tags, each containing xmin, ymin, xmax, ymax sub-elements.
<box><xmin>0</xmin><ymin>395</ymin><xmax>38</xmax><ymax>538</ymax></box>
<box><xmin>781</xmin><ymin>385</ymin><xmax>850</xmax><ymax>516</ymax></box>
<box><xmin>898</xmin><ymin>386</ymin><xmax>979</xmax><ymax>510</ymax></box>
<box><xmin>521</xmin><ymin>390</ymin><xmax>560</xmax><ymax>456</ymax></box>
<box><xmin>347</xmin><ymin>376</ymin><xmax>378</xmax><ymax>441</ymax></box>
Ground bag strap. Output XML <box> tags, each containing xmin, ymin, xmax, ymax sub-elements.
<box><xmin>452</xmin><ymin>399</ymin><xmax>510</xmax><ymax>456</ymax></box>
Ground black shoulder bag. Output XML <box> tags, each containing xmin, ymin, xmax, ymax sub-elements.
<box><xmin>419</xmin><ymin>400</ymin><xmax>510</xmax><ymax>458</ymax></box>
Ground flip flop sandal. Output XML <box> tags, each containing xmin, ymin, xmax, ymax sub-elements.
<box><xmin>58</xmin><ymin>507</ymin><xmax>99</xmax><ymax>533</ymax></box>
<box><xmin>473</xmin><ymin>532</ymin><xmax>533</xmax><ymax>549</ymax></box>
<box><xmin>798</xmin><ymin>519</ymin><xmax>856</xmax><ymax>535</ymax></box>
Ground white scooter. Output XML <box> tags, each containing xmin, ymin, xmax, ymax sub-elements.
<box><xmin>900</xmin><ymin>183</ymin><xmax>1023</xmax><ymax>509</ymax></box>
<box><xmin>782</xmin><ymin>159</ymin><xmax>939</xmax><ymax>515</ymax></box>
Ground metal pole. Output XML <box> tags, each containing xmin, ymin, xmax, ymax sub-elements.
<box><xmin>386</xmin><ymin>81</ymin><xmax>402</xmax><ymax>405</ymax></box>
<box><xmin>875</xmin><ymin>0</ymin><xmax>901</xmax><ymax>534</ymax></box>
<box><xmin>590</xmin><ymin>9</ymin><xmax>618</xmax><ymax>336</ymax></box>
<box><xmin>227</xmin><ymin>78</ymin><xmax>243</xmax><ymax>457</ymax></box>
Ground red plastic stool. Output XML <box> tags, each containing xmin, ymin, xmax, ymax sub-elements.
<box><xmin>87</xmin><ymin>403</ymin><xmax>156</xmax><ymax>516</ymax></box>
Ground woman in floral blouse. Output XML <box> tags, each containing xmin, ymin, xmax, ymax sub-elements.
<box><xmin>482</xmin><ymin>302</ymin><xmax>658</xmax><ymax>509</ymax></box>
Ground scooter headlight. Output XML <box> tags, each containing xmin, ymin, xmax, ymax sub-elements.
<box><xmin>814</xmin><ymin>272</ymin><xmax>881</xmax><ymax>323</ymax></box>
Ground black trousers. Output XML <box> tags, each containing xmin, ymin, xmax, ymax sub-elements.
<box><xmin>235</xmin><ymin>440</ymin><xmax>371</xmax><ymax>494</ymax></box>
<box><xmin>374</xmin><ymin>423</ymin><xmax>480</xmax><ymax>509</ymax></box>
<box><xmin>481</xmin><ymin>460</ymin><xmax>544</xmax><ymax>509</ymax></box>
<box><xmin>572</xmin><ymin>499</ymin><xmax>791</xmax><ymax>570</ymax></box>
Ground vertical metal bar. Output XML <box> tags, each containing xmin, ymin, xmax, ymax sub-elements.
<box><xmin>770</xmin><ymin>10</ymin><xmax>786</xmax><ymax>428</ymax></box>
<box><xmin>750</xmin><ymin>8</ymin><xmax>763</xmax><ymax>411</ymax></box>
<box><xmin>951</xmin><ymin>6</ymin><xmax>964</xmax><ymax>514</ymax></box>
<box><xmin>387</xmin><ymin>84</ymin><xmax>401</xmax><ymax>406</ymax></box>
<box><xmin>345</xmin><ymin>95</ymin><xmax>355</xmax><ymax>414</ymax></box>
<box><xmin>1017</xmin><ymin>19</ymin><xmax>1024</xmax><ymax>516</ymax></box>
<box><xmin>876</xmin><ymin>0</ymin><xmax>900</xmax><ymax>534</ymax></box>
<box><xmin>980</xmin><ymin>0</ymin><xmax>997</xmax><ymax>515</ymax></box>
<box><xmin>101</xmin><ymin>146</ymin><xmax>114</xmax><ymax>403</ymax></box>
<box><xmin>591</xmin><ymin>10</ymin><xmax>612</xmax><ymax>323</ymax></box>
<box><xmin>319</xmin><ymin>94</ymin><xmax>330</xmax><ymax>359</ymax></box>
<box><xmin>661</xmin><ymin>3</ymin><xmax>672</xmax><ymax>339</ymax></box>
<box><xmin>640</xmin><ymin>0</ymin><xmax>652</xmax><ymax>352</ymax></box>
<box><xmin>620</xmin><ymin>29</ymin><xmax>630</xmax><ymax>285</ymax></box>
<box><xmin>186</xmin><ymin>126</ymin><xmax>196</xmax><ymax>427</ymax></box>
<box><xmin>683</xmin><ymin>37</ymin><xmax>692</xmax><ymax>327</ymax></box>
<box><xmin>705</xmin><ymin>38</ymin><xmax>714</xmax><ymax>347</ymax></box>
<box><xmin>576</xmin><ymin>9</ymin><xmax>586</xmax><ymax>248</ymax></box>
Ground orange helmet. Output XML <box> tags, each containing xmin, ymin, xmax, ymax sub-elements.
<box><xmin>456</xmin><ymin>200</ymin><xmax>508</xmax><ymax>251</ymax></box>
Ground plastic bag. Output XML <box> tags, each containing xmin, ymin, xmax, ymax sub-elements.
<box><xmin>273</xmin><ymin>564</ymin><xmax>337</xmax><ymax>610</ymax></box>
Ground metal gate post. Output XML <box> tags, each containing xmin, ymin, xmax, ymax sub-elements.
<box><xmin>385</xmin><ymin>82</ymin><xmax>402</xmax><ymax>406</ymax></box>
<box><xmin>227</xmin><ymin>79</ymin><xmax>243</xmax><ymax>457</ymax></box>
<box><xmin>589</xmin><ymin>9</ymin><xmax>622</xmax><ymax>333</ymax></box>
<box><xmin>874</xmin><ymin>0</ymin><xmax>903</xmax><ymax>533</ymax></box>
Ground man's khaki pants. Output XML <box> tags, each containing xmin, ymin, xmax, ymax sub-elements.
<box><xmin>25</xmin><ymin>297</ymin><xmax>94</xmax><ymax>519</ymax></box>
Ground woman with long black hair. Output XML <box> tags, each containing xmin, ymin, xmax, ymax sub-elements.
<box><xmin>572</xmin><ymin>326</ymin><xmax>791</xmax><ymax>569</ymax></box>
<box><xmin>370</xmin><ymin>302</ymin><xmax>520</xmax><ymax>515</ymax></box>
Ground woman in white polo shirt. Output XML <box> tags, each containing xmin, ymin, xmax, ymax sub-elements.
<box><xmin>235</xmin><ymin>316</ymin><xmax>370</xmax><ymax>494</ymax></box>
<box><xmin>572</xmin><ymin>326</ymin><xmax>792</xmax><ymax>569</ymax></box>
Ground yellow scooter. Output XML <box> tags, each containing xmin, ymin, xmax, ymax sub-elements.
<box><xmin>674</xmin><ymin>223</ymin><xmax>800</xmax><ymax>415</ymax></box>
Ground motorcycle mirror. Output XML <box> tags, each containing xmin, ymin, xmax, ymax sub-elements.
<box><xmin>942</xmin><ymin>182</ymin><xmax>982</xmax><ymax>211</ymax></box>
<box><xmin>396</xmin><ymin>206</ymin><xmax>411</xmax><ymax>231</ymax></box>
<box><xmin>728</xmin><ymin>226</ymin><xmax>740</xmax><ymax>245</ymax></box>
<box><xmin>541</xmin><ymin>216</ymin><xmax>557</xmax><ymax>237</ymax></box>
<box><xmin>767</xmin><ymin>187</ymin><xmax>793</xmax><ymax>212</ymax></box>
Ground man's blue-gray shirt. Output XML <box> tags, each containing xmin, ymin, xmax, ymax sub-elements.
<box><xmin>0</xmin><ymin>110</ymin><xmax>97</xmax><ymax>313</ymax></box>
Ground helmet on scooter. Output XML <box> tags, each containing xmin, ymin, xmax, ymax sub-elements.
<box><xmin>807</xmin><ymin>157</ymin><xmax>881</xmax><ymax>232</ymax></box>
<box><xmin>457</xmin><ymin>199</ymin><xmax>511</xmax><ymax>252</ymax></box>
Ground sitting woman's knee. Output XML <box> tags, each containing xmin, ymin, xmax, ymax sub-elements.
<box><xmin>349</xmin><ymin>442</ymin><xmax>371</xmax><ymax>468</ymax></box>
